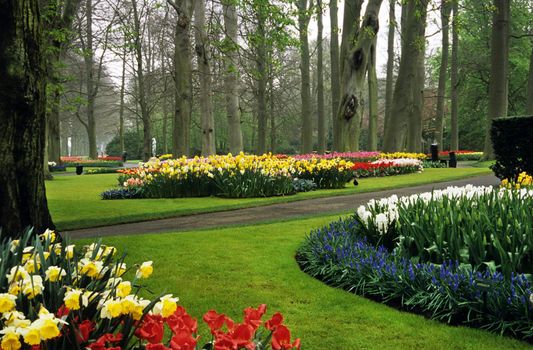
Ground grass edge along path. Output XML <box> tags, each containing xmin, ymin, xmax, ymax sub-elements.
<box><xmin>75</xmin><ymin>215</ymin><xmax>530</xmax><ymax>350</ymax></box>
<box><xmin>48</xmin><ymin>168</ymin><xmax>491</xmax><ymax>231</ymax></box>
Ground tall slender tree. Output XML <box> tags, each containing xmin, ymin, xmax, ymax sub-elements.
<box><xmin>168</xmin><ymin>0</ymin><xmax>194</xmax><ymax>157</ymax></box>
<box><xmin>195</xmin><ymin>0</ymin><xmax>216</xmax><ymax>155</ymax></box>
<box><xmin>297</xmin><ymin>0</ymin><xmax>313</xmax><ymax>153</ymax></box>
<box><xmin>329</xmin><ymin>0</ymin><xmax>341</xmax><ymax>151</ymax></box>
<box><xmin>383</xmin><ymin>0</ymin><xmax>395</xmax><ymax>138</ymax></box>
<box><xmin>367</xmin><ymin>37</ymin><xmax>378</xmax><ymax>151</ymax></box>
<box><xmin>526</xmin><ymin>46</ymin><xmax>533</xmax><ymax>114</ymax></box>
<box><xmin>434</xmin><ymin>0</ymin><xmax>452</xmax><ymax>147</ymax></box>
<box><xmin>317</xmin><ymin>0</ymin><xmax>326</xmax><ymax>153</ymax></box>
<box><xmin>383</xmin><ymin>0</ymin><xmax>429</xmax><ymax>152</ymax></box>
<box><xmin>450</xmin><ymin>0</ymin><xmax>459</xmax><ymax>150</ymax></box>
<box><xmin>482</xmin><ymin>0</ymin><xmax>510</xmax><ymax>159</ymax></box>
<box><xmin>222</xmin><ymin>0</ymin><xmax>243</xmax><ymax>154</ymax></box>
<box><xmin>0</xmin><ymin>0</ymin><xmax>55</xmax><ymax>236</ymax></box>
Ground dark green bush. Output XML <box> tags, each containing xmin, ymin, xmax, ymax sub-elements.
<box><xmin>491</xmin><ymin>115</ymin><xmax>533</xmax><ymax>180</ymax></box>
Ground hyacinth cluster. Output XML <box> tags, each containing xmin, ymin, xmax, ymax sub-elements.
<box><xmin>297</xmin><ymin>217</ymin><xmax>533</xmax><ymax>340</ymax></box>
<box><xmin>354</xmin><ymin>185</ymin><xmax>533</xmax><ymax>277</ymax></box>
<box><xmin>0</xmin><ymin>229</ymin><xmax>300</xmax><ymax>350</ymax></box>
<box><xmin>109</xmin><ymin>153</ymin><xmax>356</xmax><ymax>199</ymax></box>
<box><xmin>352</xmin><ymin>158</ymin><xmax>423</xmax><ymax>178</ymax></box>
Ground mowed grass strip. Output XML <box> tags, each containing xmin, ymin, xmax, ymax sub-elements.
<box><xmin>47</xmin><ymin>168</ymin><xmax>491</xmax><ymax>230</ymax></box>
<box><xmin>75</xmin><ymin>215</ymin><xmax>529</xmax><ymax>350</ymax></box>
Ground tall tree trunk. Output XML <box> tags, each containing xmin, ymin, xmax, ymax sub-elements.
<box><xmin>329</xmin><ymin>0</ymin><xmax>341</xmax><ymax>151</ymax></box>
<box><xmin>383</xmin><ymin>0</ymin><xmax>395</xmax><ymax>139</ymax></box>
<box><xmin>222</xmin><ymin>0</ymin><xmax>243</xmax><ymax>154</ymax></box>
<box><xmin>256</xmin><ymin>13</ymin><xmax>268</xmax><ymax>155</ymax></box>
<box><xmin>450</xmin><ymin>0</ymin><xmax>459</xmax><ymax>150</ymax></box>
<box><xmin>195</xmin><ymin>0</ymin><xmax>216</xmax><ymax>155</ymax></box>
<box><xmin>119</xmin><ymin>45</ymin><xmax>126</xmax><ymax>153</ymax></box>
<box><xmin>367</xmin><ymin>38</ymin><xmax>378</xmax><ymax>151</ymax></box>
<box><xmin>84</xmin><ymin>0</ymin><xmax>97</xmax><ymax>159</ymax></box>
<box><xmin>169</xmin><ymin>0</ymin><xmax>194</xmax><ymax>157</ymax></box>
<box><xmin>408</xmin><ymin>39</ymin><xmax>426</xmax><ymax>153</ymax></box>
<box><xmin>46</xmin><ymin>0</ymin><xmax>80</xmax><ymax>164</ymax></box>
<box><xmin>383</xmin><ymin>0</ymin><xmax>429</xmax><ymax>152</ymax></box>
<box><xmin>48</xmin><ymin>88</ymin><xmax>62</xmax><ymax>163</ymax></box>
<box><xmin>132</xmin><ymin>0</ymin><xmax>152</xmax><ymax>161</ymax></box>
<box><xmin>526</xmin><ymin>46</ymin><xmax>533</xmax><ymax>115</ymax></box>
<box><xmin>337</xmin><ymin>0</ymin><xmax>383</xmax><ymax>151</ymax></box>
<box><xmin>317</xmin><ymin>0</ymin><xmax>326</xmax><ymax>154</ymax></box>
<box><xmin>482</xmin><ymin>0</ymin><xmax>509</xmax><ymax>159</ymax></box>
<box><xmin>434</xmin><ymin>0</ymin><xmax>452</xmax><ymax>148</ymax></box>
<box><xmin>0</xmin><ymin>0</ymin><xmax>55</xmax><ymax>236</ymax></box>
<box><xmin>298</xmin><ymin>0</ymin><xmax>313</xmax><ymax>153</ymax></box>
<box><xmin>269</xmin><ymin>75</ymin><xmax>277</xmax><ymax>152</ymax></box>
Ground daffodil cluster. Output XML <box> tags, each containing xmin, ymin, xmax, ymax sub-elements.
<box><xmin>501</xmin><ymin>171</ymin><xmax>533</xmax><ymax>189</ymax></box>
<box><xmin>115</xmin><ymin>153</ymin><xmax>356</xmax><ymax>198</ymax></box>
<box><xmin>0</xmin><ymin>229</ymin><xmax>178</xmax><ymax>350</ymax></box>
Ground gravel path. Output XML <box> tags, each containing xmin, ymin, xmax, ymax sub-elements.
<box><xmin>63</xmin><ymin>174</ymin><xmax>499</xmax><ymax>239</ymax></box>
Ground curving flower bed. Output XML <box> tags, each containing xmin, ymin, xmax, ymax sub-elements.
<box><xmin>0</xmin><ymin>229</ymin><xmax>300</xmax><ymax>350</ymax></box>
<box><xmin>297</xmin><ymin>185</ymin><xmax>533</xmax><ymax>340</ymax></box>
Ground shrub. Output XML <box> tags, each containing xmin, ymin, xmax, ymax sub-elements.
<box><xmin>491</xmin><ymin>115</ymin><xmax>533</xmax><ymax>180</ymax></box>
<box><xmin>0</xmin><ymin>229</ymin><xmax>300</xmax><ymax>350</ymax></box>
<box><xmin>101</xmin><ymin>187</ymin><xmax>143</xmax><ymax>200</ymax></box>
<box><xmin>297</xmin><ymin>218</ymin><xmax>533</xmax><ymax>340</ymax></box>
<box><xmin>62</xmin><ymin>160</ymin><xmax>123</xmax><ymax>168</ymax></box>
<box><xmin>292</xmin><ymin>178</ymin><xmax>317</xmax><ymax>192</ymax></box>
<box><xmin>422</xmin><ymin>160</ymin><xmax>447</xmax><ymax>168</ymax></box>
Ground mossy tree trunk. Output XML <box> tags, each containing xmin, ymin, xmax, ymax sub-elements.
<box><xmin>336</xmin><ymin>0</ymin><xmax>383</xmax><ymax>151</ymax></box>
<box><xmin>0</xmin><ymin>0</ymin><xmax>55</xmax><ymax>237</ymax></box>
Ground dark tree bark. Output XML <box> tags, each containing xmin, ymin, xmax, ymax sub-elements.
<box><xmin>0</xmin><ymin>0</ymin><xmax>55</xmax><ymax>236</ymax></box>
<box><xmin>482</xmin><ymin>0</ymin><xmax>510</xmax><ymax>159</ymax></box>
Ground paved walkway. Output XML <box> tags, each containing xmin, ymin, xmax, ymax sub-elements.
<box><xmin>64</xmin><ymin>174</ymin><xmax>499</xmax><ymax>239</ymax></box>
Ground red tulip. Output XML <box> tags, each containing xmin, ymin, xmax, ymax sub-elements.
<box><xmin>265</xmin><ymin>312</ymin><xmax>284</xmax><ymax>331</ymax></box>
<box><xmin>135</xmin><ymin>314</ymin><xmax>164</xmax><ymax>344</ymax></box>
<box><xmin>271</xmin><ymin>325</ymin><xmax>300</xmax><ymax>350</ymax></box>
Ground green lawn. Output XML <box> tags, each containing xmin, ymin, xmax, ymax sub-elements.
<box><xmin>47</xmin><ymin>168</ymin><xmax>492</xmax><ymax>230</ymax></box>
<box><xmin>75</xmin><ymin>215</ymin><xmax>529</xmax><ymax>349</ymax></box>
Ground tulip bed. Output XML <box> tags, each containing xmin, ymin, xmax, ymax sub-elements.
<box><xmin>352</xmin><ymin>159</ymin><xmax>422</xmax><ymax>178</ymax></box>
<box><xmin>297</xmin><ymin>185</ymin><xmax>533</xmax><ymax>340</ymax></box>
<box><xmin>0</xmin><ymin>229</ymin><xmax>300</xmax><ymax>350</ymax></box>
<box><xmin>293</xmin><ymin>151</ymin><xmax>427</xmax><ymax>162</ymax></box>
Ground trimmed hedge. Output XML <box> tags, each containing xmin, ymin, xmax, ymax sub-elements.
<box><xmin>491</xmin><ymin>115</ymin><xmax>533</xmax><ymax>180</ymax></box>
